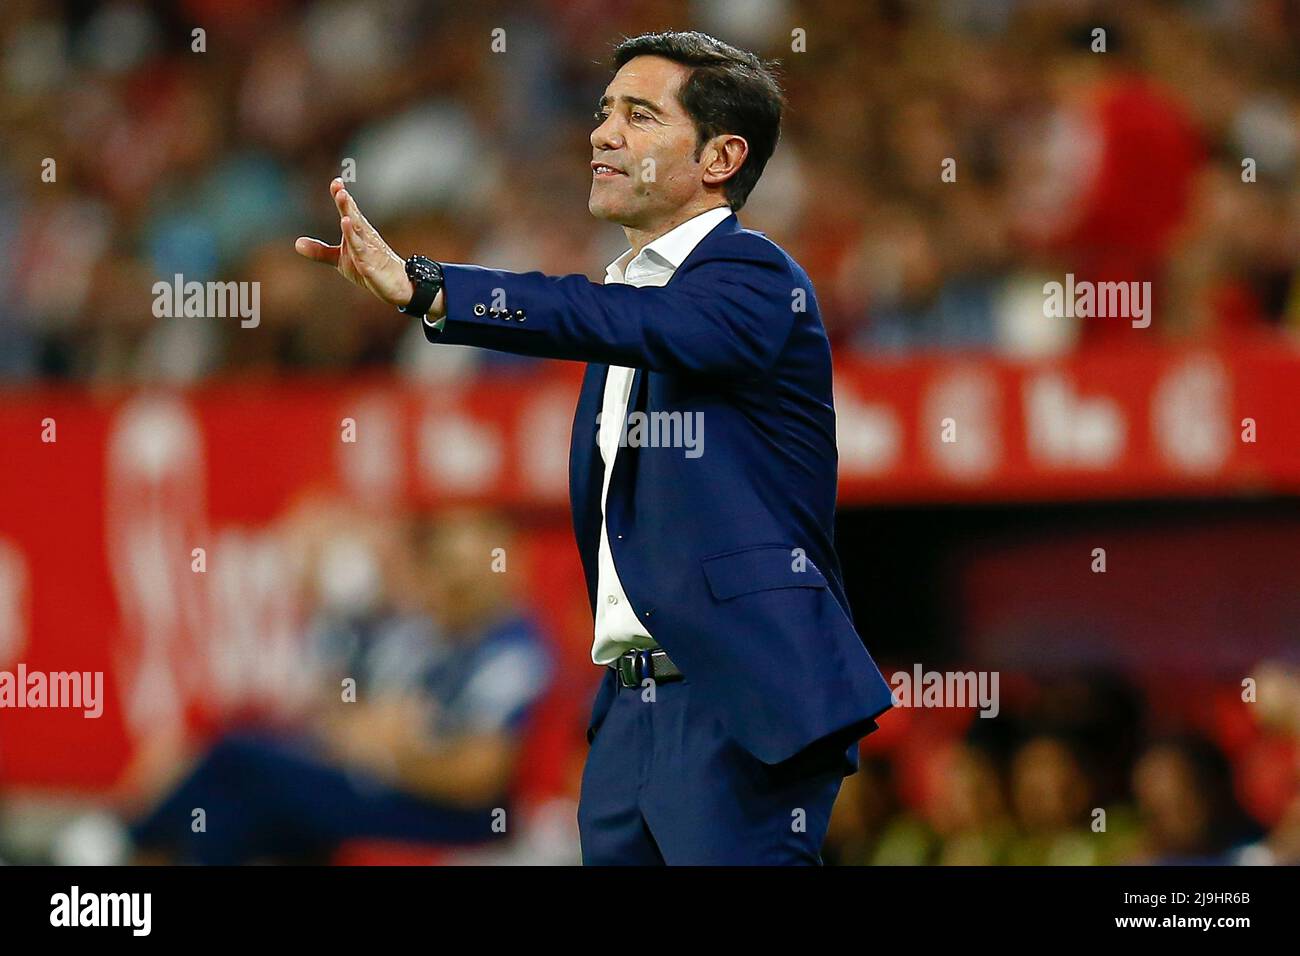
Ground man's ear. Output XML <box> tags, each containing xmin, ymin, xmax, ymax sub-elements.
<box><xmin>701</xmin><ymin>134</ymin><xmax>749</xmax><ymax>190</ymax></box>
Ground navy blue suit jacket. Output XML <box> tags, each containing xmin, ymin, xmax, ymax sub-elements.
<box><xmin>423</xmin><ymin>212</ymin><xmax>894</xmax><ymax>773</ymax></box>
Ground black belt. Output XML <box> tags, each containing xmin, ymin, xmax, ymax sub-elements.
<box><xmin>610</xmin><ymin>648</ymin><xmax>684</xmax><ymax>688</ymax></box>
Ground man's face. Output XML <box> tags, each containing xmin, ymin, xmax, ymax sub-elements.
<box><xmin>421</xmin><ymin>517</ymin><xmax>508</xmax><ymax>634</ymax></box>
<box><xmin>589</xmin><ymin>56</ymin><xmax>709</xmax><ymax>228</ymax></box>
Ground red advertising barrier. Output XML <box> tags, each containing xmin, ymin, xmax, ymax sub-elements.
<box><xmin>833</xmin><ymin>339</ymin><xmax>1300</xmax><ymax>502</ymax></box>
<box><xmin>0</xmin><ymin>340</ymin><xmax>1297</xmax><ymax>790</ymax></box>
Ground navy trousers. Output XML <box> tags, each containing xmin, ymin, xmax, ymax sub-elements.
<box><xmin>577</xmin><ymin>669</ymin><xmax>845</xmax><ymax>865</ymax></box>
<box><xmin>129</xmin><ymin>731</ymin><xmax>503</xmax><ymax>864</ymax></box>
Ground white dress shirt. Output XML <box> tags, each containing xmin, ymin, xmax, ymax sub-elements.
<box><xmin>590</xmin><ymin>204</ymin><xmax>733</xmax><ymax>665</ymax></box>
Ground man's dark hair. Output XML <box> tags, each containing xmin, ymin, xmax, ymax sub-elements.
<box><xmin>612</xmin><ymin>31</ymin><xmax>784</xmax><ymax>211</ymax></box>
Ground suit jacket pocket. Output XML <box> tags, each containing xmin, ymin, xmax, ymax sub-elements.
<box><xmin>700</xmin><ymin>544</ymin><xmax>829</xmax><ymax>601</ymax></box>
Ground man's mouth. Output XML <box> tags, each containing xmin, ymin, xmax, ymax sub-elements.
<box><xmin>591</xmin><ymin>161</ymin><xmax>626</xmax><ymax>178</ymax></box>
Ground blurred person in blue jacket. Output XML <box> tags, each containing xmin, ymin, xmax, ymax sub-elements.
<box><xmin>128</xmin><ymin>508</ymin><xmax>553</xmax><ymax>865</ymax></box>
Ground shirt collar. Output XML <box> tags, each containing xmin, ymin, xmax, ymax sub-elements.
<box><xmin>604</xmin><ymin>205</ymin><xmax>733</xmax><ymax>283</ymax></box>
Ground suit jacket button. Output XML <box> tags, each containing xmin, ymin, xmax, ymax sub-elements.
<box><xmin>473</xmin><ymin>303</ymin><xmax>486</xmax><ymax>316</ymax></box>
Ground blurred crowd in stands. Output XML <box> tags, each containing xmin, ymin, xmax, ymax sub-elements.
<box><xmin>1</xmin><ymin>0</ymin><xmax>1297</xmax><ymax>384</ymax></box>
<box><xmin>825</xmin><ymin>663</ymin><xmax>1300</xmax><ymax>866</ymax></box>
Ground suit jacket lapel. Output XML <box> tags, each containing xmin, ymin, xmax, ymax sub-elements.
<box><xmin>610</xmin><ymin>212</ymin><xmax>736</xmax><ymax>420</ymax></box>
<box><xmin>572</xmin><ymin>215</ymin><xmax>740</xmax><ymax>606</ymax></box>
<box><xmin>627</xmin><ymin>366</ymin><xmax>648</xmax><ymax>416</ymax></box>
<box><xmin>570</xmin><ymin>362</ymin><xmax>608</xmax><ymax>614</ymax></box>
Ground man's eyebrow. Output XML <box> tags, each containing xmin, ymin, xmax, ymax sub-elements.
<box><xmin>596</xmin><ymin>94</ymin><xmax>665</xmax><ymax>115</ymax></box>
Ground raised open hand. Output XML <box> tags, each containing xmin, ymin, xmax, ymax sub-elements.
<box><xmin>294</xmin><ymin>179</ymin><xmax>414</xmax><ymax>308</ymax></box>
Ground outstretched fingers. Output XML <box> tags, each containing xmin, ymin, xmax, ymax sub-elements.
<box><xmin>339</xmin><ymin>216</ymin><xmax>374</xmax><ymax>269</ymax></box>
<box><xmin>334</xmin><ymin>187</ymin><xmax>379</xmax><ymax>244</ymax></box>
<box><xmin>303</xmin><ymin>178</ymin><xmax>405</xmax><ymax>304</ymax></box>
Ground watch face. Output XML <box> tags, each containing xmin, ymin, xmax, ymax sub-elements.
<box><xmin>400</xmin><ymin>256</ymin><xmax>441</xmax><ymax>315</ymax></box>
<box><xmin>407</xmin><ymin>255</ymin><xmax>442</xmax><ymax>284</ymax></box>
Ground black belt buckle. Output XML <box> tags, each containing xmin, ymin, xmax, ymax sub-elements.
<box><xmin>615</xmin><ymin>649</ymin><xmax>648</xmax><ymax>688</ymax></box>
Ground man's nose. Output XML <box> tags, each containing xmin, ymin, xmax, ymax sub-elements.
<box><xmin>591</xmin><ymin>115</ymin><xmax>623</xmax><ymax>151</ymax></box>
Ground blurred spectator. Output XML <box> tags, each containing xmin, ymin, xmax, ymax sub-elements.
<box><xmin>1128</xmin><ymin>734</ymin><xmax>1266</xmax><ymax>864</ymax></box>
<box><xmin>1010</xmin><ymin>23</ymin><xmax>1204</xmax><ymax>345</ymax></box>
<box><xmin>823</xmin><ymin>756</ymin><xmax>925</xmax><ymax>865</ymax></box>
<box><xmin>1238</xmin><ymin>792</ymin><xmax>1300</xmax><ymax>865</ymax></box>
<box><xmin>125</xmin><ymin>508</ymin><xmax>554</xmax><ymax>864</ymax></box>
<box><xmin>1003</xmin><ymin>733</ymin><xmax>1129</xmax><ymax>865</ymax></box>
<box><xmin>928</xmin><ymin>739</ymin><xmax>1016</xmax><ymax>865</ymax></box>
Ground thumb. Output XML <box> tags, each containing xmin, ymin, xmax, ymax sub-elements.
<box><xmin>295</xmin><ymin>236</ymin><xmax>341</xmax><ymax>265</ymax></box>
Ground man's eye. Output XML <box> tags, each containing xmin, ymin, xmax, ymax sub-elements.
<box><xmin>593</xmin><ymin>110</ymin><xmax>609</xmax><ymax>122</ymax></box>
<box><xmin>631</xmin><ymin>111</ymin><xmax>649</xmax><ymax>121</ymax></box>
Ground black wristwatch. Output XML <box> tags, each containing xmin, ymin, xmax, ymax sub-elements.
<box><xmin>398</xmin><ymin>255</ymin><xmax>444</xmax><ymax>319</ymax></box>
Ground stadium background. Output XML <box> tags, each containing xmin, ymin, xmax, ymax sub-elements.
<box><xmin>0</xmin><ymin>0</ymin><xmax>1298</xmax><ymax>864</ymax></box>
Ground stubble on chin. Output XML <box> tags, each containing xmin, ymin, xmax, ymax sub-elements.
<box><xmin>588</xmin><ymin>193</ymin><xmax>626</xmax><ymax>224</ymax></box>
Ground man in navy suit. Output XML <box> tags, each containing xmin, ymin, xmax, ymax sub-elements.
<box><xmin>297</xmin><ymin>30</ymin><xmax>894</xmax><ymax>864</ymax></box>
